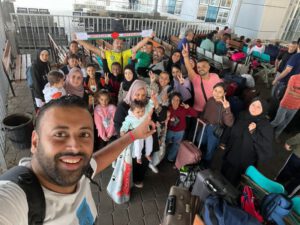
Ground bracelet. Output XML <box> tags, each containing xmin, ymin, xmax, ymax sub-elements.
<box><xmin>128</xmin><ymin>131</ymin><xmax>135</xmax><ymax>142</ymax></box>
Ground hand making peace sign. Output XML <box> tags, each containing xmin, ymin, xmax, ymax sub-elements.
<box><xmin>181</xmin><ymin>43</ymin><xmax>189</xmax><ymax>58</ymax></box>
<box><xmin>104</xmin><ymin>73</ymin><xmax>110</xmax><ymax>85</ymax></box>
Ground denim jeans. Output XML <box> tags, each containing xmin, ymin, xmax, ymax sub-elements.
<box><xmin>166</xmin><ymin>130</ymin><xmax>185</xmax><ymax>161</ymax></box>
<box><xmin>271</xmin><ymin>107</ymin><xmax>298</xmax><ymax>138</ymax></box>
<box><xmin>197</xmin><ymin>124</ymin><xmax>220</xmax><ymax>161</ymax></box>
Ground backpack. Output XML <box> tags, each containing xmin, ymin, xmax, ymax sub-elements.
<box><xmin>0</xmin><ymin>166</ymin><xmax>45</xmax><ymax>225</ymax></box>
<box><xmin>0</xmin><ymin>165</ymin><xmax>99</xmax><ymax>225</ymax></box>
<box><xmin>261</xmin><ymin>193</ymin><xmax>293</xmax><ymax>225</ymax></box>
<box><xmin>26</xmin><ymin>66</ymin><xmax>33</xmax><ymax>88</ymax></box>
<box><xmin>202</xmin><ymin>195</ymin><xmax>261</xmax><ymax>225</ymax></box>
<box><xmin>241</xmin><ymin>186</ymin><xmax>264</xmax><ymax>222</ymax></box>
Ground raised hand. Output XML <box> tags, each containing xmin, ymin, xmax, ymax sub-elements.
<box><xmin>176</xmin><ymin>73</ymin><xmax>185</xmax><ymax>85</ymax></box>
<box><xmin>149</xmin><ymin>71</ymin><xmax>157</xmax><ymax>83</ymax></box>
<box><xmin>132</xmin><ymin>110</ymin><xmax>156</xmax><ymax>139</ymax></box>
<box><xmin>220</xmin><ymin>96</ymin><xmax>230</xmax><ymax>109</ymax></box>
<box><xmin>181</xmin><ymin>43</ymin><xmax>189</xmax><ymax>58</ymax></box>
<box><xmin>150</xmin><ymin>90</ymin><xmax>159</xmax><ymax>108</ymax></box>
<box><xmin>181</xmin><ymin>102</ymin><xmax>189</xmax><ymax>109</ymax></box>
<box><xmin>104</xmin><ymin>73</ymin><xmax>109</xmax><ymax>85</ymax></box>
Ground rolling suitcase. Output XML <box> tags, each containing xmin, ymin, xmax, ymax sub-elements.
<box><xmin>191</xmin><ymin>169</ymin><xmax>240</xmax><ymax>206</ymax></box>
<box><xmin>162</xmin><ymin>186</ymin><xmax>200</xmax><ymax>225</ymax></box>
<box><xmin>175</xmin><ymin>119</ymin><xmax>206</xmax><ymax>169</ymax></box>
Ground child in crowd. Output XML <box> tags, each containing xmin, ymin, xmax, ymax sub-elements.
<box><xmin>61</xmin><ymin>54</ymin><xmax>80</xmax><ymax>75</ymax></box>
<box><xmin>199</xmin><ymin>82</ymin><xmax>234</xmax><ymax>166</ymax></box>
<box><xmin>43</xmin><ymin>70</ymin><xmax>66</xmax><ymax>103</ymax></box>
<box><xmin>63</xmin><ymin>40</ymin><xmax>86</xmax><ymax>66</ymax></box>
<box><xmin>118</xmin><ymin>65</ymin><xmax>138</xmax><ymax>103</ymax></box>
<box><xmin>94</xmin><ymin>90</ymin><xmax>117</xmax><ymax>148</ymax></box>
<box><xmin>149</xmin><ymin>71</ymin><xmax>171</xmax><ymax>106</ymax></box>
<box><xmin>120</xmin><ymin>99</ymin><xmax>158</xmax><ymax>172</ymax></box>
<box><xmin>100</xmin><ymin>62</ymin><xmax>123</xmax><ymax>105</ymax></box>
<box><xmin>83</xmin><ymin>63</ymin><xmax>101</xmax><ymax>109</ymax></box>
<box><xmin>166</xmin><ymin>92</ymin><xmax>198</xmax><ymax>162</ymax></box>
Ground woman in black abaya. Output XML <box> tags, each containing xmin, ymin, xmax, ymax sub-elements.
<box><xmin>221</xmin><ymin>97</ymin><xmax>274</xmax><ymax>186</ymax></box>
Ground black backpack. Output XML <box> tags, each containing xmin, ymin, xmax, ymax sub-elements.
<box><xmin>0</xmin><ymin>165</ymin><xmax>99</xmax><ymax>225</ymax></box>
<box><xmin>0</xmin><ymin>166</ymin><xmax>45</xmax><ymax>225</ymax></box>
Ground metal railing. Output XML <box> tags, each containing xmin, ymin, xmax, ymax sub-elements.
<box><xmin>10</xmin><ymin>13</ymin><xmax>222</xmax><ymax>52</ymax></box>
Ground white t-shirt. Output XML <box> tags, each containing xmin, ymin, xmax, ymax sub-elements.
<box><xmin>0</xmin><ymin>158</ymin><xmax>98</xmax><ymax>225</ymax></box>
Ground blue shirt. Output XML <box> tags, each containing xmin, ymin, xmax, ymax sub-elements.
<box><xmin>177</xmin><ymin>38</ymin><xmax>189</xmax><ymax>64</ymax></box>
<box><xmin>283</xmin><ymin>53</ymin><xmax>300</xmax><ymax>83</ymax></box>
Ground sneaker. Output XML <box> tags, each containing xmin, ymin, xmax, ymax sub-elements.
<box><xmin>148</xmin><ymin>163</ymin><xmax>159</xmax><ymax>173</ymax></box>
<box><xmin>134</xmin><ymin>182</ymin><xmax>144</xmax><ymax>188</ymax></box>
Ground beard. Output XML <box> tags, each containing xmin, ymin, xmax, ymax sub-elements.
<box><xmin>35</xmin><ymin>142</ymin><xmax>91</xmax><ymax>187</ymax></box>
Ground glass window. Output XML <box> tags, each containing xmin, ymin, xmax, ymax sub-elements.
<box><xmin>199</xmin><ymin>0</ymin><xmax>209</xmax><ymax>4</ymax></box>
<box><xmin>205</xmin><ymin>6</ymin><xmax>219</xmax><ymax>22</ymax></box>
<box><xmin>210</xmin><ymin>0</ymin><xmax>220</xmax><ymax>6</ymax></box>
<box><xmin>217</xmin><ymin>8</ymin><xmax>229</xmax><ymax>24</ymax></box>
<box><xmin>220</xmin><ymin>0</ymin><xmax>232</xmax><ymax>8</ymax></box>
<box><xmin>197</xmin><ymin>5</ymin><xmax>208</xmax><ymax>20</ymax></box>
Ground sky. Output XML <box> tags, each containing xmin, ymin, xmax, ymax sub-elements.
<box><xmin>14</xmin><ymin>0</ymin><xmax>74</xmax><ymax>14</ymax></box>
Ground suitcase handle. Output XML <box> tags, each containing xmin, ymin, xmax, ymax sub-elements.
<box><xmin>192</xmin><ymin>119</ymin><xmax>206</xmax><ymax>148</ymax></box>
<box><xmin>205</xmin><ymin>179</ymin><xmax>226</xmax><ymax>196</ymax></box>
<box><xmin>166</xmin><ymin>195</ymin><xmax>176</xmax><ymax>215</ymax></box>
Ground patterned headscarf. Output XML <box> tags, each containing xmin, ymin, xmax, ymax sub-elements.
<box><xmin>123</xmin><ymin>79</ymin><xmax>147</xmax><ymax>104</ymax></box>
<box><xmin>64</xmin><ymin>67</ymin><xmax>84</xmax><ymax>98</ymax></box>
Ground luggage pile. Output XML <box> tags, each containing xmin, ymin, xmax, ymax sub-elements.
<box><xmin>161</xmin><ymin>127</ymin><xmax>300</xmax><ymax>225</ymax></box>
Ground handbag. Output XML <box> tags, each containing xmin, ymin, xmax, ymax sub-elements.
<box><xmin>106</xmin><ymin>145</ymin><xmax>132</xmax><ymax>204</ymax></box>
<box><xmin>213</xmin><ymin>105</ymin><xmax>224</xmax><ymax>138</ymax></box>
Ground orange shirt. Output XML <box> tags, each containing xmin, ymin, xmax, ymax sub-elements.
<box><xmin>280</xmin><ymin>75</ymin><xmax>300</xmax><ymax>110</ymax></box>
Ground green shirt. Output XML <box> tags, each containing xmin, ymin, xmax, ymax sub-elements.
<box><xmin>200</xmin><ymin>38</ymin><xmax>215</xmax><ymax>53</ymax></box>
<box><xmin>134</xmin><ymin>51</ymin><xmax>152</xmax><ymax>69</ymax></box>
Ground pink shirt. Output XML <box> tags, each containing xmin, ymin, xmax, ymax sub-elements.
<box><xmin>94</xmin><ymin>104</ymin><xmax>117</xmax><ymax>140</ymax></box>
<box><xmin>280</xmin><ymin>75</ymin><xmax>300</xmax><ymax>110</ymax></box>
<box><xmin>191</xmin><ymin>73</ymin><xmax>222</xmax><ymax>112</ymax></box>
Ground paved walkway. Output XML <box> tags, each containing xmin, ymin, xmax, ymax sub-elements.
<box><xmin>2</xmin><ymin>79</ymin><xmax>297</xmax><ymax>225</ymax></box>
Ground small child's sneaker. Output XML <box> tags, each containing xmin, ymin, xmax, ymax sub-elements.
<box><xmin>134</xmin><ymin>182</ymin><xmax>144</xmax><ymax>188</ymax></box>
<box><xmin>148</xmin><ymin>163</ymin><xmax>159</xmax><ymax>173</ymax></box>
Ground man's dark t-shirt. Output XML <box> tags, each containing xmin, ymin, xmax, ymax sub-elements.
<box><xmin>282</xmin><ymin>52</ymin><xmax>300</xmax><ymax>84</ymax></box>
<box><xmin>277</xmin><ymin>51</ymin><xmax>296</xmax><ymax>73</ymax></box>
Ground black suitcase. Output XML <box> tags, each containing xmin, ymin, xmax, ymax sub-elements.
<box><xmin>191</xmin><ymin>169</ymin><xmax>240</xmax><ymax>206</ymax></box>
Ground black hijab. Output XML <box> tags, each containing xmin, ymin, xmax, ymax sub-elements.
<box><xmin>122</xmin><ymin>65</ymin><xmax>138</xmax><ymax>91</ymax></box>
<box><xmin>240</xmin><ymin>97</ymin><xmax>269</xmax><ymax>123</ymax></box>
<box><xmin>33</xmin><ymin>48</ymin><xmax>50</xmax><ymax>76</ymax></box>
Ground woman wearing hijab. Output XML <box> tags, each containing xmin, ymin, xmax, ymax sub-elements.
<box><xmin>31</xmin><ymin>48</ymin><xmax>51</xmax><ymax>108</ymax></box>
<box><xmin>114</xmin><ymin>80</ymin><xmax>167</xmax><ymax>188</ymax></box>
<box><xmin>117</xmin><ymin>65</ymin><xmax>138</xmax><ymax>104</ymax></box>
<box><xmin>64</xmin><ymin>67</ymin><xmax>84</xmax><ymax>98</ymax></box>
<box><xmin>220</xmin><ymin>97</ymin><xmax>274</xmax><ymax>186</ymax></box>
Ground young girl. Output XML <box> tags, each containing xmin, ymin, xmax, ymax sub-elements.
<box><xmin>166</xmin><ymin>92</ymin><xmax>198</xmax><ymax>162</ymax></box>
<box><xmin>149</xmin><ymin>71</ymin><xmax>171</xmax><ymax>106</ymax></box>
<box><xmin>118</xmin><ymin>65</ymin><xmax>137</xmax><ymax>104</ymax></box>
<box><xmin>94</xmin><ymin>90</ymin><xmax>117</xmax><ymax>148</ymax></box>
<box><xmin>83</xmin><ymin>63</ymin><xmax>101</xmax><ymax>109</ymax></box>
<box><xmin>120</xmin><ymin>99</ymin><xmax>158</xmax><ymax>173</ymax></box>
<box><xmin>200</xmin><ymin>82</ymin><xmax>234</xmax><ymax>165</ymax></box>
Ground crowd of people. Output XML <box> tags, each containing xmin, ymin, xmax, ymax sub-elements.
<box><xmin>28</xmin><ymin>29</ymin><xmax>300</xmax><ymax>189</ymax></box>
<box><xmin>0</xmin><ymin>27</ymin><xmax>299</xmax><ymax>224</ymax></box>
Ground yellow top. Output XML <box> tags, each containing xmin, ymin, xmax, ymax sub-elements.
<box><xmin>105</xmin><ymin>49</ymin><xmax>132</xmax><ymax>72</ymax></box>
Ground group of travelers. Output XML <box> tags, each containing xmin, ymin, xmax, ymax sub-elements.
<box><xmin>0</xmin><ymin>26</ymin><xmax>299</xmax><ymax>224</ymax></box>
